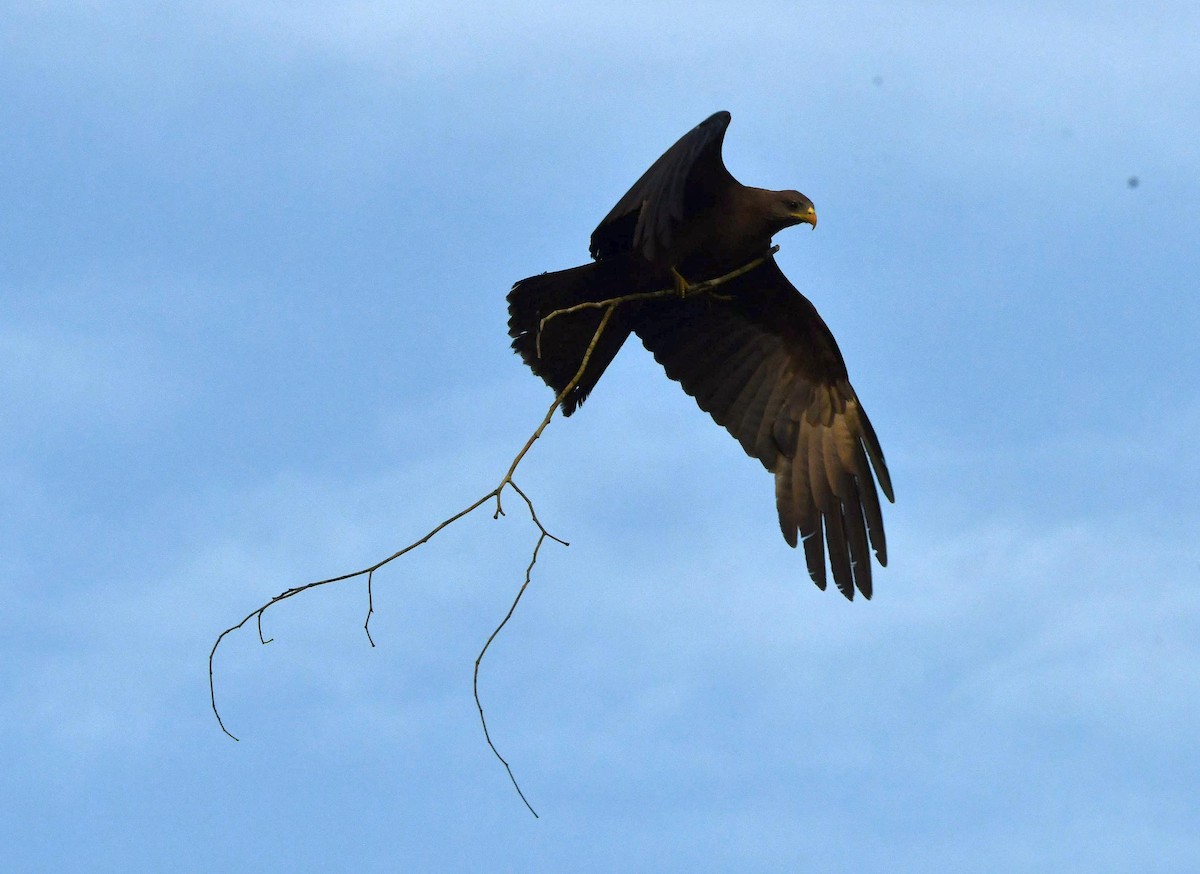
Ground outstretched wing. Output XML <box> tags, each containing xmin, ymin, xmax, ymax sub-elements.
<box><xmin>631</xmin><ymin>257</ymin><xmax>894</xmax><ymax>599</ymax></box>
<box><xmin>590</xmin><ymin>111</ymin><xmax>738</xmax><ymax>263</ymax></box>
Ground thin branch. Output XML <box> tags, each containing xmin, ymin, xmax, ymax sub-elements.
<box><xmin>474</xmin><ymin>530</ymin><xmax>548</xmax><ymax>819</ymax></box>
<box><xmin>536</xmin><ymin>245</ymin><xmax>778</xmax><ymax>357</ymax></box>
<box><xmin>459</xmin><ymin>306</ymin><xmax>618</xmax><ymax>813</ymax></box>
<box><xmin>506</xmin><ymin>305</ymin><xmax>615</xmax><ymax>483</ymax></box>
<box><xmin>209</xmin><ymin>250</ymin><xmax>772</xmax><ymax>811</ymax></box>
<box><xmin>209</xmin><ymin>488</ymin><xmax>499</xmax><ymax>741</ymax></box>
<box><xmin>364</xmin><ymin>569</ymin><xmax>376</xmax><ymax>648</ymax></box>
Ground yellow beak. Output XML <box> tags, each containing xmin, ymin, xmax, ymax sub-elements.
<box><xmin>794</xmin><ymin>206</ymin><xmax>817</xmax><ymax>228</ymax></box>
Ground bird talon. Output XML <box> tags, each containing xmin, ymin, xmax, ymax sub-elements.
<box><xmin>671</xmin><ymin>267</ymin><xmax>691</xmax><ymax>298</ymax></box>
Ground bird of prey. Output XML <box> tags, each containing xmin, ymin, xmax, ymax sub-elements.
<box><xmin>506</xmin><ymin>111</ymin><xmax>893</xmax><ymax>599</ymax></box>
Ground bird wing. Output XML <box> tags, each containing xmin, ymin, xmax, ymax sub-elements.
<box><xmin>590</xmin><ymin>111</ymin><xmax>738</xmax><ymax>263</ymax></box>
<box><xmin>631</xmin><ymin>257</ymin><xmax>894</xmax><ymax>599</ymax></box>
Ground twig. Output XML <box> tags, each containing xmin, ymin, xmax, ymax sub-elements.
<box><xmin>474</xmin><ymin>530</ymin><xmax>548</xmax><ymax>818</ymax></box>
<box><xmin>208</xmin><ymin>250</ymin><xmax>772</xmax><ymax>814</ymax></box>
<box><xmin>535</xmin><ymin>246</ymin><xmax>778</xmax><ymax>357</ymax></box>
<box><xmin>466</xmin><ymin>304</ymin><xmax>615</xmax><ymax>818</ymax></box>
<box><xmin>207</xmin><ymin>306</ymin><xmax>612</xmax><ymax>801</ymax></box>
<box><xmin>364</xmin><ymin>569</ymin><xmax>376</xmax><ymax>648</ymax></box>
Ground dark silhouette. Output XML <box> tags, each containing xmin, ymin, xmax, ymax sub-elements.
<box><xmin>507</xmin><ymin>111</ymin><xmax>893</xmax><ymax>599</ymax></box>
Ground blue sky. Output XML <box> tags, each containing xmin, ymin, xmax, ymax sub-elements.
<box><xmin>3</xmin><ymin>1</ymin><xmax>1198</xmax><ymax>870</ymax></box>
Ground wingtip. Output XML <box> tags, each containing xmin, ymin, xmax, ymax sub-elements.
<box><xmin>704</xmin><ymin>110</ymin><xmax>732</xmax><ymax>130</ymax></box>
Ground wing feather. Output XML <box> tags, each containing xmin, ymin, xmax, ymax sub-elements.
<box><xmin>775</xmin><ymin>455</ymin><xmax>797</xmax><ymax>547</ymax></box>
<box><xmin>728</xmin><ymin>354</ymin><xmax>788</xmax><ymax>461</ymax></box>
<box><xmin>590</xmin><ymin>111</ymin><xmax>738</xmax><ymax>262</ymax></box>
<box><xmin>632</xmin><ymin>257</ymin><xmax>892</xmax><ymax>599</ymax></box>
<box><xmin>824</xmin><ymin>503</ymin><xmax>853</xmax><ymax>598</ymax></box>
<box><xmin>751</xmin><ymin>365</ymin><xmax>796</xmax><ymax>469</ymax></box>
<box><xmin>704</xmin><ymin>337</ymin><xmax>778</xmax><ymax>421</ymax></box>
<box><xmin>842</xmin><ymin>479</ymin><xmax>873</xmax><ymax>599</ymax></box>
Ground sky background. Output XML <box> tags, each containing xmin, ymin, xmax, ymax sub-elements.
<box><xmin>3</xmin><ymin>1</ymin><xmax>1198</xmax><ymax>870</ymax></box>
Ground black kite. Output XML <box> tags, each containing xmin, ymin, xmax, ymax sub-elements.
<box><xmin>507</xmin><ymin>111</ymin><xmax>893</xmax><ymax>599</ymax></box>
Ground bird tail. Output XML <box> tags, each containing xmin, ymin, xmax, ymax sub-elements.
<box><xmin>506</xmin><ymin>257</ymin><xmax>646</xmax><ymax>416</ymax></box>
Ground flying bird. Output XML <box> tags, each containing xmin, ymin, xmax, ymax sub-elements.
<box><xmin>506</xmin><ymin>111</ymin><xmax>893</xmax><ymax>599</ymax></box>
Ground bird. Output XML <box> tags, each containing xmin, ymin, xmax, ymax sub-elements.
<box><xmin>506</xmin><ymin>111</ymin><xmax>893</xmax><ymax>600</ymax></box>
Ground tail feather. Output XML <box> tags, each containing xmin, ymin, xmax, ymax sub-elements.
<box><xmin>506</xmin><ymin>257</ymin><xmax>644</xmax><ymax>415</ymax></box>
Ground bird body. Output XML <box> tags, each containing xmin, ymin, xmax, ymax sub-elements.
<box><xmin>667</xmin><ymin>186</ymin><xmax>797</xmax><ymax>277</ymax></box>
<box><xmin>507</xmin><ymin>111</ymin><xmax>892</xmax><ymax>599</ymax></box>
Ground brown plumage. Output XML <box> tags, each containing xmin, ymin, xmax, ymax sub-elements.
<box><xmin>507</xmin><ymin>111</ymin><xmax>893</xmax><ymax>599</ymax></box>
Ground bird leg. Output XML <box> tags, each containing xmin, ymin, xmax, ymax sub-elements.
<box><xmin>673</xmin><ymin>265</ymin><xmax>733</xmax><ymax>302</ymax></box>
<box><xmin>671</xmin><ymin>266</ymin><xmax>692</xmax><ymax>298</ymax></box>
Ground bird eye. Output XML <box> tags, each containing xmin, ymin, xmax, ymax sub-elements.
<box><xmin>786</xmin><ymin>200</ymin><xmax>800</xmax><ymax>210</ymax></box>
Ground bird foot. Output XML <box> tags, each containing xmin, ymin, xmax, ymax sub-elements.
<box><xmin>671</xmin><ymin>267</ymin><xmax>692</xmax><ymax>298</ymax></box>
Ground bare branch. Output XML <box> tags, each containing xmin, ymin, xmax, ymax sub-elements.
<box><xmin>364</xmin><ymin>568</ymin><xmax>376</xmax><ymax>648</ymax></box>
<box><xmin>536</xmin><ymin>245</ymin><xmax>778</xmax><ymax>353</ymax></box>
<box><xmin>474</xmin><ymin>530</ymin><xmax>548</xmax><ymax>819</ymax></box>
<box><xmin>209</xmin><ymin>488</ymin><xmax>499</xmax><ymax>740</ymax></box>
<box><xmin>209</xmin><ymin>250</ymin><xmax>775</xmax><ymax>812</ymax></box>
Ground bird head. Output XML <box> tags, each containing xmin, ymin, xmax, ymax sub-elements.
<box><xmin>773</xmin><ymin>190</ymin><xmax>817</xmax><ymax>230</ymax></box>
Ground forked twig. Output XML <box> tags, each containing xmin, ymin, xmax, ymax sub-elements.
<box><xmin>209</xmin><ymin>250</ymin><xmax>774</xmax><ymax>816</ymax></box>
<box><xmin>207</xmin><ymin>307</ymin><xmax>612</xmax><ymax>816</ymax></box>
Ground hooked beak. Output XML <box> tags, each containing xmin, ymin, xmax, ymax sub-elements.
<box><xmin>794</xmin><ymin>205</ymin><xmax>817</xmax><ymax>228</ymax></box>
